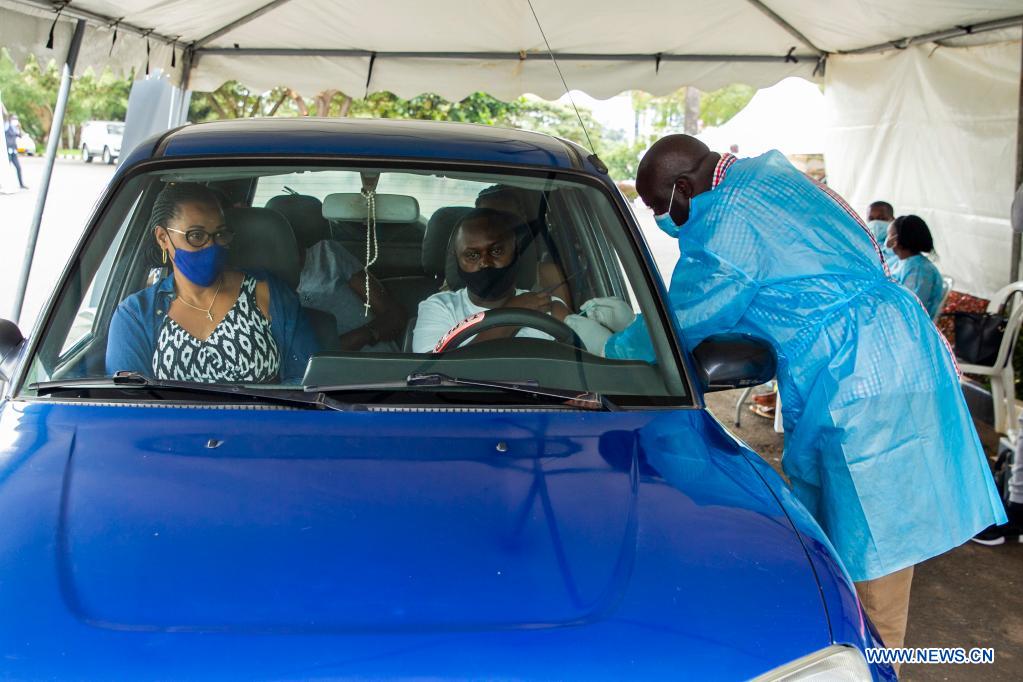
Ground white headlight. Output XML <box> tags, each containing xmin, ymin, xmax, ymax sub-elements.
<box><xmin>751</xmin><ymin>645</ymin><xmax>872</xmax><ymax>681</ymax></box>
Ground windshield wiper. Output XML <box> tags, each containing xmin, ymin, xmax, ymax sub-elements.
<box><xmin>31</xmin><ymin>371</ymin><xmax>353</xmax><ymax>412</ymax></box>
<box><xmin>308</xmin><ymin>372</ymin><xmax>617</xmax><ymax>411</ymax></box>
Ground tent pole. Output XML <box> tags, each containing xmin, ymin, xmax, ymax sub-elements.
<box><xmin>175</xmin><ymin>48</ymin><xmax>195</xmax><ymax>126</ymax></box>
<box><xmin>1012</xmin><ymin>41</ymin><xmax>1023</xmax><ymax>283</ymax></box>
<box><xmin>10</xmin><ymin>18</ymin><xmax>86</xmax><ymax>326</ymax></box>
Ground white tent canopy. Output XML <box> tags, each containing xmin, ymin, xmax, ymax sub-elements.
<box><xmin>1</xmin><ymin>0</ymin><xmax>1020</xmax><ymax>99</ymax></box>
<box><xmin>0</xmin><ymin>0</ymin><xmax>1021</xmax><ymax>311</ymax></box>
<box><xmin>698</xmin><ymin>76</ymin><xmax>825</xmax><ymax>157</ymax></box>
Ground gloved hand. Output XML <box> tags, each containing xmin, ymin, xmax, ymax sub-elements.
<box><xmin>564</xmin><ymin>314</ymin><xmax>613</xmax><ymax>356</ymax></box>
<box><xmin>579</xmin><ymin>297</ymin><xmax>636</xmax><ymax>332</ymax></box>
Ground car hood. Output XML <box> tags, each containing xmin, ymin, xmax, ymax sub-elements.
<box><xmin>0</xmin><ymin>401</ymin><xmax>833</xmax><ymax>674</ymax></box>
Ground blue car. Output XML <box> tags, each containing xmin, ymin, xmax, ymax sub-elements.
<box><xmin>0</xmin><ymin>118</ymin><xmax>894</xmax><ymax>680</ymax></box>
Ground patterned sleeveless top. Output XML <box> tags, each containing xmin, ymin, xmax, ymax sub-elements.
<box><xmin>153</xmin><ymin>276</ymin><xmax>280</xmax><ymax>383</ymax></box>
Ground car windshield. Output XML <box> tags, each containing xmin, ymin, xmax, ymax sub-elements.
<box><xmin>19</xmin><ymin>163</ymin><xmax>689</xmax><ymax>406</ymax></box>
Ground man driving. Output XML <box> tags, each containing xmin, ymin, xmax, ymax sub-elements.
<box><xmin>413</xmin><ymin>208</ymin><xmax>625</xmax><ymax>354</ymax></box>
<box><xmin>413</xmin><ymin>208</ymin><xmax>571</xmax><ymax>352</ymax></box>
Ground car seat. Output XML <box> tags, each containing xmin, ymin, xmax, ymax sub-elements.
<box><xmin>224</xmin><ymin>207</ymin><xmax>339</xmax><ymax>351</ymax></box>
<box><xmin>265</xmin><ymin>194</ymin><xmax>330</xmax><ymax>251</ymax></box>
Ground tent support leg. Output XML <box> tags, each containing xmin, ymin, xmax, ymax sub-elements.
<box><xmin>1013</xmin><ymin>42</ymin><xmax>1023</xmax><ymax>283</ymax></box>
<box><xmin>175</xmin><ymin>48</ymin><xmax>195</xmax><ymax>126</ymax></box>
<box><xmin>11</xmin><ymin>18</ymin><xmax>86</xmax><ymax>325</ymax></box>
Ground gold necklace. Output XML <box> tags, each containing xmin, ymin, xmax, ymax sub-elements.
<box><xmin>175</xmin><ymin>277</ymin><xmax>223</xmax><ymax>322</ymax></box>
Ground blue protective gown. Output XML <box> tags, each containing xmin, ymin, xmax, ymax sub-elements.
<box><xmin>609</xmin><ymin>151</ymin><xmax>1005</xmax><ymax>582</ymax></box>
<box><xmin>892</xmin><ymin>254</ymin><xmax>944</xmax><ymax>319</ymax></box>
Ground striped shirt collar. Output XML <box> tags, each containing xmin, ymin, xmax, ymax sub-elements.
<box><xmin>712</xmin><ymin>153</ymin><xmax>737</xmax><ymax>189</ymax></box>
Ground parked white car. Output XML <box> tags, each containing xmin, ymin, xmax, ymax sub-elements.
<box><xmin>80</xmin><ymin>120</ymin><xmax>124</xmax><ymax>164</ymax></box>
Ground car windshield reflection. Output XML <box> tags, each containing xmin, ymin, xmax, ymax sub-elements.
<box><xmin>21</xmin><ymin>165</ymin><xmax>688</xmax><ymax>405</ymax></box>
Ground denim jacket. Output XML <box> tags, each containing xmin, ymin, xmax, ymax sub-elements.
<box><xmin>105</xmin><ymin>272</ymin><xmax>319</xmax><ymax>382</ymax></box>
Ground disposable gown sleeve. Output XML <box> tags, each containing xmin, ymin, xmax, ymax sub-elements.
<box><xmin>604</xmin><ymin>244</ymin><xmax>758</xmax><ymax>360</ymax></box>
<box><xmin>665</xmin><ymin>241</ymin><xmax>759</xmax><ymax>353</ymax></box>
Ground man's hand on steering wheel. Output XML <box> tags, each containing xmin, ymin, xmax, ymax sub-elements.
<box><xmin>433</xmin><ymin>307</ymin><xmax>585</xmax><ymax>352</ymax></box>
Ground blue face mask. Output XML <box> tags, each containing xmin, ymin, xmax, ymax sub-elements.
<box><xmin>652</xmin><ymin>184</ymin><xmax>681</xmax><ymax>238</ymax></box>
<box><xmin>172</xmin><ymin>242</ymin><xmax>227</xmax><ymax>287</ymax></box>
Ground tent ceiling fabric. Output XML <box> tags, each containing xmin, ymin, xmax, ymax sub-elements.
<box><xmin>1</xmin><ymin>0</ymin><xmax>1019</xmax><ymax>98</ymax></box>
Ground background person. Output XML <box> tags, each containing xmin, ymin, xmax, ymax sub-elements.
<box><xmin>107</xmin><ymin>183</ymin><xmax>318</xmax><ymax>382</ymax></box>
<box><xmin>624</xmin><ymin>134</ymin><xmax>1004</xmax><ymax>656</ymax></box>
<box><xmin>3</xmin><ymin>114</ymin><xmax>27</xmax><ymax>190</ymax></box>
<box><xmin>298</xmin><ymin>239</ymin><xmax>407</xmax><ymax>351</ymax></box>
<box><xmin>886</xmin><ymin>214</ymin><xmax>944</xmax><ymax>318</ymax></box>
<box><xmin>866</xmin><ymin>200</ymin><xmax>898</xmax><ymax>270</ymax></box>
<box><xmin>867</xmin><ymin>200</ymin><xmax>894</xmax><ymax>223</ymax></box>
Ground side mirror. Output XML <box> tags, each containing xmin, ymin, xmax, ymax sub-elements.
<box><xmin>692</xmin><ymin>333</ymin><xmax>776</xmax><ymax>393</ymax></box>
<box><xmin>0</xmin><ymin>319</ymin><xmax>26</xmax><ymax>384</ymax></box>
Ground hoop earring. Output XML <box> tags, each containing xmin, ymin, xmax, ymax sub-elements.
<box><xmin>161</xmin><ymin>248</ymin><xmax>168</xmax><ymax>265</ymax></box>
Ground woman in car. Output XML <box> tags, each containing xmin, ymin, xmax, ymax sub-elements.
<box><xmin>886</xmin><ymin>214</ymin><xmax>944</xmax><ymax>318</ymax></box>
<box><xmin>106</xmin><ymin>182</ymin><xmax>318</xmax><ymax>383</ymax></box>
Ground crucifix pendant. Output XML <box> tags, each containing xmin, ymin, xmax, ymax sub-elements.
<box><xmin>206</xmin><ymin>312</ymin><xmax>214</xmax><ymax>322</ymax></box>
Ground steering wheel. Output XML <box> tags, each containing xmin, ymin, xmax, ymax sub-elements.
<box><xmin>433</xmin><ymin>308</ymin><xmax>585</xmax><ymax>353</ymax></box>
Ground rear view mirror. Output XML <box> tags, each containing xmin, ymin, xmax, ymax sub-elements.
<box><xmin>0</xmin><ymin>319</ymin><xmax>26</xmax><ymax>384</ymax></box>
<box><xmin>692</xmin><ymin>333</ymin><xmax>775</xmax><ymax>393</ymax></box>
<box><xmin>322</xmin><ymin>193</ymin><xmax>420</xmax><ymax>223</ymax></box>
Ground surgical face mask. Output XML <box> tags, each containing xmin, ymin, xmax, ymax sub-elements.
<box><xmin>172</xmin><ymin>242</ymin><xmax>227</xmax><ymax>287</ymax></box>
<box><xmin>458</xmin><ymin>250</ymin><xmax>520</xmax><ymax>300</ymax></box>
<box><xmin>652</xmin><ymin>184</ymin><xmax>681</xmax><ymax>238</ymax></box>
<box><xmin>867</xmin><ymin>220</ymin><xmax>890</xmax><ymax>245</ymax></box>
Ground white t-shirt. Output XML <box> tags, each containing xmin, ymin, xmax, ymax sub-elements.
<box><xmin>413</xmin><ymin>288</ymin><xmax>558</xmax><ymax>353</ymax></box>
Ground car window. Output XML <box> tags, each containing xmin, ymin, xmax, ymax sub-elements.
<box><xmin>20</xmin><ymin>164</ymin><xmax>688</xmax><ymax>406</ymax></box>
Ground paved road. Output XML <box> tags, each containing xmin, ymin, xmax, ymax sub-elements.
<box><xmin>1</xmin><ymin>156</ymin><xmax>116</xmax><ymax>329</ymax></box>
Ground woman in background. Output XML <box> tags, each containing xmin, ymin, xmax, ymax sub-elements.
<box><xmin>886</xmin><ymin>214</ymin><xmax>944</xmax><ymax>318</ymax></box>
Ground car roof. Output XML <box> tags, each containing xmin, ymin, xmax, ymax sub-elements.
<box><xmin>118</xmin><ymin>118</ymin><xmax>604</xmax><ymax>177</ymax></box>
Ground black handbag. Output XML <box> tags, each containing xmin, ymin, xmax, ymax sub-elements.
<box><xmin>953</xmin><ymin>311</ymin><xmax>1007</xmax><ymax>365</ymax></box>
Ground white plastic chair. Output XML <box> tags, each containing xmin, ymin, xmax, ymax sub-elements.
<box><xmin>957</xmin><ymin>281</ymin><xmax>1023</xmax><ymax>435</ymax></box>
<box><xmin>733</xmin><ymin>383</ymin><xmax>784</xmax><ymax>433</ymax></box>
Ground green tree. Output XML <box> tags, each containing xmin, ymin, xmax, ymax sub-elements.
<box><xmin>601</xmin><ymin>138</ymin><xmax>647</xmax><ymax>181</ymax></box>
<box><xmin>699</xmin><ymin>84</ymin><xmax>755</xmax><ymax>127</ymax></box>
<box><xmin>0</xmin><ymin>50</ymin><xmax>59</xmax><ymax>144</ymax></box>
<box><xmin>2</xmin><ymin>49</ymin><xmax>134</xmax><ymax>148</ymax></box>
<box><xmin>189</xmin><ymin>81</ymin><xmax>297</xmax><ymax>121</ymax></box>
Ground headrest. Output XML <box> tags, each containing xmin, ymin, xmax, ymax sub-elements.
<box><xmin>423</xmin><ymin>206</ymin><xmax>473</xmax><ymax>276</ymax></box>
<box><xmin>265</xmin><ymin>194</ymin><xmax>329</xmax><ymax>249</ymax></box>
<box><xmin>225</xmin><ymin>207</ymin><xmax>301</xmax><ymax>289</ymax></box>
<box><xmin>323</xmin><ymin>193</ymin><xmax>420</xmax><ymax>223</ymax></box>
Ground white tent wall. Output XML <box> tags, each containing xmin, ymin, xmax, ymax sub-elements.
<box><xmin>824</xmin><ymin>38</ymin><xmax>1021</xmax><ymax>299</ymax></box>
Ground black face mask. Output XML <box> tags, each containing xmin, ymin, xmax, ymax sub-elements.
<box><xmin>458</xmin><ymin>250</ymin><xmax>520</xmax><ymax>301</ymax></box>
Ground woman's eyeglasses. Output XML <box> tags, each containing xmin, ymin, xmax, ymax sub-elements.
<box><xmin>165</xmin><ymin>226</ymin><xmax>235</xmax><ymax>248</ymax></box>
